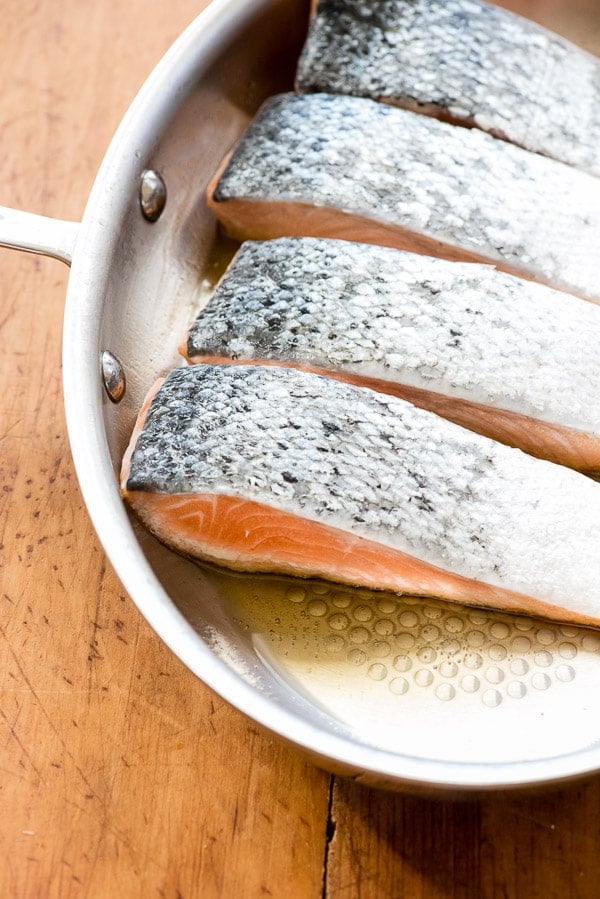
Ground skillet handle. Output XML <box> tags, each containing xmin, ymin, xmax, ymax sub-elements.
<box><xmin>0</xmin><ymin>205</ymin><xmax>79</xmax><ymax>266</ymax></box>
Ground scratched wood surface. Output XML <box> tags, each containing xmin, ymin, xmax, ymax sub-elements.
<box><xmin>1</xmin><ymin>1</ymin><xmax>600</xmax><ymax>898</ymax></box>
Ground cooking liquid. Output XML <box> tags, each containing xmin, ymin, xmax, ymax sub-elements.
<box><xmin>188</xmin><ymin>565</ymin><xmax>600</xmax><ymax>764</ymax></box>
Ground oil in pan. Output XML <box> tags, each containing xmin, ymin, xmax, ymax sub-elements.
<box><xmin>198</xmin><ymin>568</ymin><xmax>600</xmax><ymax>765</ymax></box>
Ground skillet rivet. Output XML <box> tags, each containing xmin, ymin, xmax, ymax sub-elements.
<box><xmin>139</xmin><ymin>168</ymin><xmax>167</xmax><ymax>222</ymax></box>
<box><xmin>101</xmin><ymin>350</ymin><xmax>126</xmax><ymax>403</ymax></box>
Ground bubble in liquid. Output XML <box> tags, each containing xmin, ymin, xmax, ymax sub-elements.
<box><xmin>371</xmin><ymin>640</ymin><xmax>391</xmax><ymax>659</ymax></box>
<box><xmin>389</xmin><ymin>677</ymin><xmax>409</xmax><ymax>695</ymax></box>
<box><xmin>422</xmin><ymin>625</ymin><xmax>440</xmax><ymax>642</ymax></box>
<box><xmin>353</xmin><ymin>605</ymin><xmax>373</xmax><ymax>623</ymax></box>
<box><xmin>444</xmin><ymin>616</ymin><xmax>465</xmax><ymax>634</ymax></box>
<box><xmin>399</xmin><ymin>611</ymin><xmax>419</xmax><ymax>628</ymax></box>
<box><xmin>485</xmin><ymin>666</ymin><xmax>504</xmax><ymax>685</ymax></box>
<box><xmin>534</xmin><ymin>651</ymin><xmax>553</xmax><ymax>669</ymax></box>
<box><xmin>311</xmin><ymin>583</ymin><xmax>330</xmax><ymax>595</ymax></box>
<box><xmin>507</xmin><ymin>680</ymin><xmax>526</xmax><ymax>699</ymax></box>
<box><xmin>488</xmin><ymin>644</ymin><xmax>507</xmax><ymax>662</ymax></box>
<box><xmin>482</xmin><ymin>689</ymin><xmax>502</xmax><ymax>708</ymax></box>
<box><xmin>397</xmin><ymin>633</ymin><xmax>416</xmax><ymax>651</ymax></box>
<box><xmin>286</xmin><ymin>587</ymin><xmax>306</xmax><ymax>604</ymax></box>
<box><xmin>325</xmin><ymin>635</ymin><xmax>345</xmax><ymax>653</ymax></box>
<box><xmin>461</xmin><ymin>675</ymin><xmax>480</xmax><ymax>693</ymax></box>
<box><xmin>307</xmin><ymin>600</ymin><xmax>328</xmax><ymax>617</ymax></box>
<box><xmin>558</xmin><ymin>643</ymin><xmax>577</xmax><ymax>660</ymax></box>
<box><xmin>414</xmin><ymin>669</ymin><xmax>434</xmax><ymax>687</ymax></box>
<box><xmin>374</xmin><ymin>618</ymin><xmax>394</xmax><ymax>637</ymax></box>
<box><xmin>332</xmin><ymin>592</ymin><xmax>352</xmax><ymax>608</ymax></box>
<box><xmin>423</xmin><ymin>605</ymin><xmax>443</xmax><ymax>620</ymax></box>
<box><xmin>377</xmin><ymin>598</ymin><xmax>397</xmax><ymax>615</ymax></box>
<box><xmin>417</xmin><ymin>646</ymin><xmax>437</xmax><ymax>664</ymax></box>
<box><xmin>555</xmin><ymin>665</ymin><xmax>575</xmax><ymax>683</ymax></box>
<box><xmin>464</xmin><ymin>652</ymin><xmax>483</xmax><ymax>670</ymax></box>
<box><xmin>439</xmin><ymin>660</ymin><xmax>458</xmax><ymax>678</ymax></box>
<box><xmin>348</xmin><ymin>648</ymin><xmax>367</xmax><ymax>666</ymax></box>
<box><xmin>560</xmin><ymin>625</ymin><xmax>579</xmax><ymax>638</ymax></box>
<box><xmin>368</xmin><ymin>663</ymin><xmax>388</xmax><ymax>682</ymax></box>
<box><xmin>467</xmin><ymin>630</ymin><xmax>485</xmax><ymax>648</ymax></box>
<box><xmin>329</xmin><ymin>613</ymin><xmax>349</xmax><ymax>632</ymax></box>
<box><xmin>393</xmin><ymin>654</ymin><xmax>412</xmax><ymax>673</ymax></box>
<box><xmin>348</xmin><ymin>626</ymin><xmax>370</xmax><ymax>645</ymax></box>
<box><xmin>435</xmin><ymin>683</ymin><xmax>455</xmax><ymax>702</ymax></box>
<box><xmin>536</xmin><ymin>628</ymin><xmax>556</xmax><ymax>646</ymax></box>
<box><xmin>582</xmin><ymin>634</ymin><xmax>600</xmax><ymax>653</ymax></box>
<box><xmin>512</xmin><ymin>636</ymin><xmax>531</xmax><ymax>653</ymax></box>
<box><xmin>558</xmin><ymin>643</ymin><xmax>577</xmax><ymax>659</ymax></box>
<box><xmin>514</xmin><ymin>617</ymin><xmax>534</xmax><ymax>632</ymax></box>
<box><xmin>510</xmin><ymin>658</ymin><xmax>529</xmax><ymax>676</ymax></box>
<box><xmin>490</xmin><ymin>621</ymin><xmax>510</xmax><ymax>639</ymax></box>
<box><xmin>531</xmin><ymin>672</ymin><xmax>551</xmax><ymax>691</ymax></box>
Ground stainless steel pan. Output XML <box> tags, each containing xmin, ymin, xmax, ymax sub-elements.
<box><xmin>2</xmin><ymin>0</ymin><xmax>600</xmax><ymax>794</ymax></box>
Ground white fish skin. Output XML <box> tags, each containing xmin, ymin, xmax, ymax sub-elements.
<box><xmin>208</xmin><ymin>93</ymin><xmax>600</xmax><ymax>302</ymax></box>
<box><xmin>296</xmin><ymin>0</ymin><xmax>600</xmax><ymax>176</ymax></box>
<box><xmin>122</xmin><ymin>364</ymin><xmax>600</xmax><ymax>627</ymax></box>
<box><xmin>183</xmin><ymin>238</ymin><xmax>600</xmax><ymax>472</ymax></box>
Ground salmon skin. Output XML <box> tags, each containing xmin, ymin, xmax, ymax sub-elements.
<box><xmin>182</xmin><ymin>237</ymin><xmax>600</xmax><ymax>474</ymax></box>
<box><xmin>122</xmin><ymin>364</ymin><xmax>600</xmax><ymax>628</ymax></box>
<box><xmin>296</xmin><ymin>0</ymin><xmax>600</xmax><ymax>176</ymax></box>
<box><xmin>207</xmin><ymin>93</ymin><xmax>600</xmax><ymax>302</ymax></box>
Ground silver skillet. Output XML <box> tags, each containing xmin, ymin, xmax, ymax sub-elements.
<box><xmin>1</xmin><ymin>0</ymin><xmax>600</xmax><ymax>795</ymax></box>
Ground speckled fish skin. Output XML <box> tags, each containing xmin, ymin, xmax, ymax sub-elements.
<box><xmin>295</xmin><ymin>0</ymin><xmax>600</xmax><ymax>176</ymax></box>
<box><xmin>123</xmin><ymin>365</ymin><xmax>600</xmax><ymax>623</ymax></box>
<box><xmin>209</xmin><ymin>93</ymin><xmax>600</xmax><ymax>301</ymax></box>
<box><xmin>184</xmin><ymin>237</ymin><xmax>600</xmax><ymax>443</ymax></box>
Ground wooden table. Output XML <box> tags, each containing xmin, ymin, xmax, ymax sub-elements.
<box><xmin>1</xmin><ymin>1</ymin><xmax>600</xmax><ymax>896</ymax></box>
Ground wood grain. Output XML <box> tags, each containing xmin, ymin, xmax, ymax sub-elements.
<box><xmin>0</xmin><ymin>2</ymin><xmax>329</xmax><ymax>897</ymax></box>
<box><xmin>324</xmin><ymin>779</ymin><xmax>600</xmax><ymax>898</ymax></box>
<box><xmin>1</xmin><ymin>1</ymin><xmax>600</xmax><ymax>898</ymax></box>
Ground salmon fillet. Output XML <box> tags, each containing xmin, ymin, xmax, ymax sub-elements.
<box><xmin>296</xmin><ymin>0</ymin><xmax>600</xmax><ymax>176</ymax></box>
<box><xmin>182</xmin><ymin>238</ymin><xmax>600</xmax><ymax>475</ymax></box>
<box><xmin>207</xmin><ymin>93</ymin><xmax>600</xmax><ymax>302</ymax></box>
<box><xmin>121</xmin><ymin>365</ymin><xmax>600</xmax><ymax>628</ymax></box>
